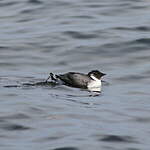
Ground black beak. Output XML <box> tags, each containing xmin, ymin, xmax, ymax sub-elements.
<box><xmin>101</xmin><ymin>72</ymin><xmax>106</xmax><ymax>76</ymax></box>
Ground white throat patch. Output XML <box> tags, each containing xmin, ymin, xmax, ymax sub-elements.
<box><xmin>90</xmin><ymin>75</ymin><xmax>99</xmax><ymax>81</ymax></box>
<box><xmin>88</xmin><ymin>75</ymin><xmax>102</xmax><ymax>91</ymax></box>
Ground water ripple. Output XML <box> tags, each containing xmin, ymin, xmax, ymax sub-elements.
<box><xmin>63</xmin><ymin>31</ymin><xmax>98</xmax><ymax>39</ymax></box>
<box><xmin>0</xmin><ymin>1</ymin><xmax>18</xmax><ymax>7</ymax></box>
<box><xmin>99</xmin><ymin>135</ymin><xmax>136</xmax><ymax>143</ymax></box>
<box><xmin>0</xmin><ymin>113</ymin><xmax>30</xmax><ymax>120</ymax></box>
<box><xmin>0</xmin><ymin>123</ymin><xmax>31</xmax><ymax>131</ymax></box>
<box><xmin>53</xmin><ymin>147</ymin><xmax>78</xmax><ymax>150</ymax></box>
<box><xmin>0</xmin><ymin>0</ymin><xmax>150</xmax><ymax>149</ymax></box>
<box><xmin>113</xmin><ymin>26</ymin><xmax>150</xmax><ymax>31</ymax></box>
<box><xmin>28</xmin><ymin>0</ymin><xmax>43</xmax><ymax>4</ymax></box>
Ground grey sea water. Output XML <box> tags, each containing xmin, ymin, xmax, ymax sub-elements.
<box><xmin>0</xmin><ymin>0</ymin><xmax>150</xmax><ymax>150</ymax></box>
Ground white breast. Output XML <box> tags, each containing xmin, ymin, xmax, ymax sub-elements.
<box><xmin>87</xmin><ymin>75</ymin><xmax>102</xmax><ymax>91</ymax></box>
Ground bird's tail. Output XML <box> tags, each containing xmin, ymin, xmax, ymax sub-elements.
<box><xmin>45</xmin><ymin>73</ymin><xmax>58</xmax><ymax>82</ymax></box>
<box><xmin>50</xmin><ymin>73</ymin><xmax>58</xmax><ymax>81</ymax></box>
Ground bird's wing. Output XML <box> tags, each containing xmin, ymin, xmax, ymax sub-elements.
<box><xmin>57</xmin><ymin>72</ymin><xmax>90</xmax><ymax>88</ymax></box>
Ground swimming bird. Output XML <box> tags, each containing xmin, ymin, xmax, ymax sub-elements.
<box><xmin>47</xmin><ymin>70</ymin><xmax>106</xmax><ymax>92</ymax></box>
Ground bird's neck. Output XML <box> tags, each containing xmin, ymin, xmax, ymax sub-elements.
<box><xmin>90</xmin><ymin>75</ymin><xmax>101</xmax><ymax>82</ymax></box>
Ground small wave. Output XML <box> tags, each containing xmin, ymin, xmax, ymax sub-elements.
<box><xmin>63</xmin><ymin>31</ymin><xmax>98</xmax><ymax>39</ymax></box>
<box><xmin>99</xmin><ymin>135</ymin><xmax>136</xmax><ymax>143</ymax></box>
<box><xmin>0</xmin><ymin>1</ymin><xmax>18</xmax><ymax>7</ymax></box>
<box><xmin>53</xmin><ymin>147</ymin><xmax>79</xmax><ymax>150</ymax></box>
<box><xmin>0</xmin><ymin>123</ymin><xmax>31</xmax><ymax>131</ymax></box>
<box><xmin>0</xmin><ymin>113</ymin><xmax>30</xmax><ymax>120</ymax></box>
<box><xmin>28</xmin><ymin>0</ymin><xmax>43</xmax><ymax>4</ymax></box>
<box><xmin>113</xmin><ymin>26</ymin><xmax>150</xmax><ymax>31</ymax></box>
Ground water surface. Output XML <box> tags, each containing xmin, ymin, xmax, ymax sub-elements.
<box><xmin>0</xmin><ymin>0</ymin><xmax>150</xmax><ymax>150</ymax></box>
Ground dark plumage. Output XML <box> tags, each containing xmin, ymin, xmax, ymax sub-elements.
<box><xmin>56</xmin><ymin>72</ymin><xmax>91</xmax><ymax>88</ymax></box>
<box><xmin>49</xmin><ymin>70</ymin><xmax>106</xmax><ymax>89</ymax></box>
<box><xmin>88</xmin><ymin>70</ymin><xmax>106</xmax><ymax>79</ymax></box>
